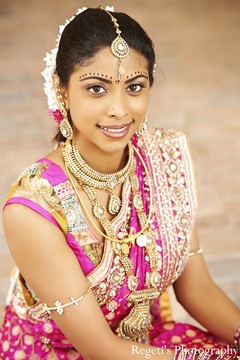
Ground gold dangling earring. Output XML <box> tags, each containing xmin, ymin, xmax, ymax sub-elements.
<box><xmin>138</xmin><ymin>116</ymin><xmax>148</xmax><ymax>135</ymax></box>
<box><xmin>59</xmin><ymin>116</ymin><xmax>73</xmax><ymax>140</ymax></box>
<box><xmin>54</xmin><ymin>74</ymin><xmax>73</xmax><ymax>140</ymax></box>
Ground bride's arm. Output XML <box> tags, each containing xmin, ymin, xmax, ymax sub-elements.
<box><xmin>173</xmin><ymin>225</ymin><xmax>240</xmax><ymax>344</ymax></box>
<box><xmin>3</xmin><ymin>204</ymin><xmax>173</xmax><ymax>360</ymax></box>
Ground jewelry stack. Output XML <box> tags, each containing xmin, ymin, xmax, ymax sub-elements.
<box><xmin>62</xmin><ymin>140</ymin><xmax>161</xmax><ymax>341</ymax></box>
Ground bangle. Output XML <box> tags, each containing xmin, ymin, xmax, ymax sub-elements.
<box><xmin>233</xmin><ymin>325</ymin><xmax>240</xmax><ymax>351</ymax></box>
<box><xmin>189</xmin><ymin>247</ymin><xmax>203</xmax><ymax>257</ymax></box>
<box><xmin>43</xmin><ymin>283</ymin><xmax>91</xmax><ymax>315</ymax></box>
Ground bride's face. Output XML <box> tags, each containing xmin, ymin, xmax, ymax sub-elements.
<box><xmin>62</xmin><ymin>47</ymin><xmax>150</xmax><ymax>156</ymax></box>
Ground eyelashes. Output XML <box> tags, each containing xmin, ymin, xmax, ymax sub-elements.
<box><xmin>126</xmin><ymin>84</ymin><xmax>146</xmax><ymax>93</ymax></box>
<box><xmin>87</xmin><ymin>83</ymin><xmax>146</xmax><ymax>95</ymax></box>
<box><xmin>87</xmin><ymin>85</ymin><xmax>106</xmax><ymax>94</ymax></box>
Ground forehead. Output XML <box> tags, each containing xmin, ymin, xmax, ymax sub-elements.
<box><xmin>78</xmin><ymin>47</ymin><xmax>148</xmax><ymax>74</ymax></box>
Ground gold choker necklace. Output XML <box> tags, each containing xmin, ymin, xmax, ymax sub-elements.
<box><xmin>62</xmin><ymin>142</ymin><xmax>153</xmax><ymax>247</ymax></box>
<box><xmin>62</xmin><ymin>141</ymin><xmax>134</xmax><ymax>215</ymax></box>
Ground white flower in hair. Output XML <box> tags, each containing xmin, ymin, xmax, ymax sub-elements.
<box><xmin>41</xmin><ymin>6</ymin><xmax>114</xmax><ymax>123</ymax></box>
<box><xmin>105</xmin><ymin>6</ymin><xmax>114</xmax><ymax>11</ymax></box>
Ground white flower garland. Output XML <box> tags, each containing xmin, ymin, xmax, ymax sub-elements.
<box><xmin>41</xmin><ymin>6</ymin><xmax>114</xmax><ymax>123</ymax></box>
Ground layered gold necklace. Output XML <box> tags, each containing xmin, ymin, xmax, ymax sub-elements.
<box><xmin>62</xmin><ymin>140</ymin><xmax>161</xmax><ymax>342</ymax></box>
<box><xmin>63</xmin><ymin>142</ymin><xmax>134</xmax><ymax>215</ymax></box>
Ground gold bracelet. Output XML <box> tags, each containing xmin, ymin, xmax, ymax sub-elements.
<box><xmin>189</xmin><ymin>247</ymin><xmax>203</xmax><ymax>257</ymax></box>
<box><xmin>43</xmin><ymin>284</ymin><xmax>91</xmax><ymax>315</ymax></box>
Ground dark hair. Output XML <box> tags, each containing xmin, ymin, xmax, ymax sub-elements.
<box><xmin>55</xmin><ymin>8</ymin><xmax>155</xmax><ymax>142</ymax></box>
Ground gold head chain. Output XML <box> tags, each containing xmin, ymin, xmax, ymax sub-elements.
<box><xmin>99</xmin><ymin>6</ymin><xmax>130</xmax><ymax>83</ymax></box>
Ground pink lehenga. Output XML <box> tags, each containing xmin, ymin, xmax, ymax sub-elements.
<box><xmin>0</xmin><ymin>129</ymin><xmax>236</xmax><ymax>359</ymax></box>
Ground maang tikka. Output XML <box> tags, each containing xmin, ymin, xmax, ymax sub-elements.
<box><xmin>99</xmin><ymin>6</ymin><xmax>130</xmax><ymax>83</ymax></box>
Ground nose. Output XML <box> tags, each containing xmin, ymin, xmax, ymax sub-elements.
<box><xmin>107</xmin><ymin>93</ymin><xmax>128</xmax><ymax>120</ymax></box>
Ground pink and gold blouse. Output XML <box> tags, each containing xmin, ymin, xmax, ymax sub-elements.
<box><xmin>0</xmin><ymin>129</ymin><xmax>232</xmax><ymax>360</ymax></box>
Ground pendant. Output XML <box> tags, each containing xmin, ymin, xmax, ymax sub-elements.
<box><xmin>127</xmin><ymin>275</ymin><xmax>138</xmax><ymax>291</ymax></box>
<box><xmin>121</xmin><ymin>243</ymin><xmax>129</xmax><ymax>255</ymax></box>
<box><xmin>133</xmin><ymin>194</ymin><xmax>143</xmax><ymax>210</ymax></box>
<box><xmin>136</xmin><ymin>234</ymin><xmax>148</xmax><ymax>247</ymax></box>
<box><xmin>118</xmin><ymin>61</ymin><xmax>125</xmax><ymax>75</ymax></box>
<box><xmin>107</xmin><ymin>175</ymin><xmax>118</xmax><ymax>190</ymax></box>
<box><xmin>111</xmin><ymin>35</ymin><xmax>129</xmax><ymax>58</ymax></box>
<box><xmin>116</xmin><ymin>302</ymin><xmax>152</xmax><ymax>342</ymax></box>
<box><xmin>93</xmin><ymin>203</ymin><xmax>105</xmax><ymax>220</ymax></box>
<box><xmin>149</xmin><ymin>271</ymin><xmax>161</xmax><ymax>288</ymax></box>
<box><xmin>116</xmin><ymin>288</ymin><xmax>160</xmax><ymax>342</ymax></box>
<box><xmin>108</xmin><ymin>195</ymin><xmax>121</xmax><ymax>215</ymax></box>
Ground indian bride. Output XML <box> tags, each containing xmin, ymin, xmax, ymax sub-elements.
<box><xmin>1</xmin><ymin>6</ymin><xmax>239</xmax><ymax>360</ymax></box>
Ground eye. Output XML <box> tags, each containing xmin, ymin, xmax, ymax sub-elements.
<box><xmin>127</xmin><ymin>84</ymin><xmax>145</xmax><ymax>93</ymax></box>
<box><xmin>88</xmin><ymin>85</ymin><xmax>106</xmax><ymax>94</ymax></box>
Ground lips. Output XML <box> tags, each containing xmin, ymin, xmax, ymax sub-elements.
<box><xmin>97</xmin><ymin>123</ymin><xmax>132</xmax><ymax>139</ymax></box>
<box><xmin>100</xmin><ymin>125</ymin><xmax>128</xmax><ymax>133</ymax></box>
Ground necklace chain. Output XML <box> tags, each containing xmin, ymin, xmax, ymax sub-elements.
<box><xmin>62</xmin><ymin>140</ymin><xmax>159</xmax><ymax>277</ymax></box>
<box><xmin>62</xmin><ymin>140</ymin><xmax>161</xmax><ymax>342</ymax></box>
<box><xmin>63</xmin><ymin>141</ymin><xmax>134</xmax><ymax>190</ymax></box>
<box><xmin>62</xmin><ymin>141</ymin><xmax>153</xmax><ymax>244</ymax></box>
<box><xmin>62</xmin><ymin>141</ymin><xmax>135</xmax><ymax>215</ymax></box>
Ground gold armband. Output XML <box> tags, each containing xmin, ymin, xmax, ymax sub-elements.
<box><xmin>189</xmin><ymin>247</ymin><xmax>203</xmax><ymax>257</ymax></box>
<box><xmin>43</xmin><ymin>284</ymin><xmax>91</xmax><ymax>315</ymax></box>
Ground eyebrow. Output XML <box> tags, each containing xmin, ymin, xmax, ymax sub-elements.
<box><xmin>79</xmin><ymin>74</ymin><xmax>149</xmax><ymax>84</ymax></box>
<box><xmin>125</xmin><ymin>75</ymin><xmax>149</xmax><ymax>84</ymax></box>
<box><xmin>79</xmin><ymin>76</ymin><xmax>111</xmax><ymax>84</ymax></box>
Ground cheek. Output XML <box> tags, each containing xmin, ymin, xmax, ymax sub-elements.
<box><xmin>130</xmin><ymin>96</ymin><xmax>149</xmax><ymax>117</ymax></box>
<box><xmin>68</xmin><ymin>95</ymin><xmax>96</xmax><ymax>122</ymax></box>
<box><xmin>70</xmin><ymin>105</ymin><xmax>101</xmax><ymax>130</ymax></box>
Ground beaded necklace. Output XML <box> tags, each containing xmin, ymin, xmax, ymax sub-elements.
<box><xmin>63</xmin><ymin>142</ymin><xmax>134</xmax><ymax>215</ymax></box>
<box><xmin>62</xmin><ymin>141</ymin><xmax>161</xmax><ymax>342</ymax></box>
